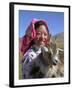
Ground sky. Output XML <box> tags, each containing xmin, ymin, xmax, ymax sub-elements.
<box><xmin>19</xmin><ymin>10</ymin><xmax>64</xmax><ymax>38</ymax></box>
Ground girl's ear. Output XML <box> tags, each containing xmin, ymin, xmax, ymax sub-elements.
<box><xmin>49</xmin><ymin>33</ymin><xmax>51</xmax><ymax>38</ymax></box>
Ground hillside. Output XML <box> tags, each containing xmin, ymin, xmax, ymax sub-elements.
<box><xmin>52</xmin><ymin>32</ymin><xmax>64</xmax><ymax>49</ymax></box>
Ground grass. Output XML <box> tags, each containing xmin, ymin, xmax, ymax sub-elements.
<box><xmin>19</xmin><ymin>63</ymin><xmax>23</xmax><ymax>79</ymax></box>
<box><xmin>19</xmin><ymin>51</ymin><xmax>23</xmax><ymax>79</ymax></box>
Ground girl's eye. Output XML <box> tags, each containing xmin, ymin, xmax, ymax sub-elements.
<box><xmin>36</xmin><ymin>32</ymin><xmax>41</xmax><ymax>35</ymax></box>
<box><xmin>36</xmin><ymin>31</ymin><xmax>47</xmax><ymax>36</ymax></box>
<box><xmin>44</xmin><ymin>33</ymin><xmax>47</xmax><ymax>36</ymax></box>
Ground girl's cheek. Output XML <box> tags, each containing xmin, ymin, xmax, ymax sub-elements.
<box><xmin>34</xmin><ymin>34</ymin><xmax>40</xmax><ymax>40</ymax></box>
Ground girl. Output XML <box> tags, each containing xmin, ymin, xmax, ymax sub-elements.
<box><xmin>21</xmin><ymin>19</ymin><xmax>50</xmax><ymax>79</ymax></box>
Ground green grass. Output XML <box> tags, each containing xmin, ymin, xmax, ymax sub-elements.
<box><xmin>19</xmin><ymin>63</ymin><xmax>23</xmax><ymax>79</ymax></box>
<box><xmin>19</xmin><ymin>51</ymin><xmax>23</xmax><ymax>79</ymax></box>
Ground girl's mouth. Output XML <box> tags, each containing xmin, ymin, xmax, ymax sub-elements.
<box><xmin>39</xmin><ymin>41</ymin><xmax>46</xmax><ymax>45</ymax></box>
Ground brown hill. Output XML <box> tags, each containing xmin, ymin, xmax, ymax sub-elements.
<box><xmin>52</xmin><ymin>32</ymin><xmax>64</xmax><ymax>49</ymax></box>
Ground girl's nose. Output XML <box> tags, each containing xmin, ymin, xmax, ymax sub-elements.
<box><xmin>41</xmin><ymin>34</ymin><xmax>45</xmax><ymax>39</ymax></box>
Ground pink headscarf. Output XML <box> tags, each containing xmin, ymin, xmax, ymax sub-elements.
<box><xmin>20</xmin><ymin>19</ymin><xmax>50</xmax><ymax>55</ymax></box>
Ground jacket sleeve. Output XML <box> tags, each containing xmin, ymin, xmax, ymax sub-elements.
<box><xmin>22</xmin><ymin>50</ymin><xmax>37</xmax><ymax>79</ymax></box>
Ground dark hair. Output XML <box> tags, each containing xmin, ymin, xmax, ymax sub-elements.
<box><xmin>34</xmin><ymin>20</ymin><xmax>49</xmax><ymax>34</ymax></box>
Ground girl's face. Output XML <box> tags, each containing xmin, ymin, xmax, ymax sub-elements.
<box><xmin>34</xmin><ymin>25</ymin><xmax>48</xmax><ymax>47</ymax></box>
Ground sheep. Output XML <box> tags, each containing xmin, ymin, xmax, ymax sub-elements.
<box><xmin>30</xmin><ymin>42</ymin><xmax>64</xmax><ymax>78</ymax></box>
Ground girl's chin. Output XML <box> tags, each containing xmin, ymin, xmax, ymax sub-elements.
<box><xmin>35</xmin><ymin>41</ymin><xmax>45</xmax><ymax>47</ymax></box>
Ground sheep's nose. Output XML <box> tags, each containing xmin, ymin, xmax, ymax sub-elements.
<box><xmin>52</xmin><ymin>75</ymin><xmax>56</xmax><ymax>78</ymax></box>
<box><xmin>53</xmin><ymin>59</ymin><xmax>58</xmax><ymax>65</ymax></box>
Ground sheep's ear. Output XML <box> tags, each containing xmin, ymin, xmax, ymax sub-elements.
<box><xmin>50</xmin><ymin>41</ymin><xmax>57</xmax><ymax>48</ymax></box>
<box><xmin>58</xmin><ymin>49</ymin><xmax>64</xmax><ymax>63</ymax></box>
<box><xmin>49</xmin><ymin>41</ymin><xmax>57</xmax><ymax>54</ymax></box>
<box><xmin>41</xmin><ymin>47</ymin><xmax>48</xmax><ymax>58</ymax></box>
